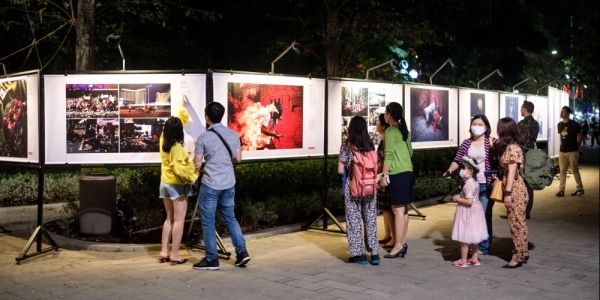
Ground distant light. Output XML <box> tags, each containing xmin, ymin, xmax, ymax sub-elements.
<box><xmin>409</xmin><ymin>69</ymin><xmax>418</xmax><ymax>79</ymax></box>
<box><xmin>399</xmin><ymin>69</ymin><xmax>408</xmax><ymax>74</ymax></box>
<box><xmin>565</xmin><ymin>74</ymin><xmax>570</xmax><ymax>79</ymax></box>
<box><xmin>514</xmin><ymin>90</ymin><xmax>519</xmax><ymax>94</ymax></box>
<box><xmin>551</xmin><ymin>50</ymin><xmax>558</xmax><ymax>55</ymax></box>
<box><xmin>584</xmin><ymin>85</ymin><xmax>587</xmax><ymax>88</ymax></box>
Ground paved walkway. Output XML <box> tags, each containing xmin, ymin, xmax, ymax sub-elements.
<box><xmin>1</xmin><ymin>147</ymin><xmax>598</xmax><ymax>299</ymax></box>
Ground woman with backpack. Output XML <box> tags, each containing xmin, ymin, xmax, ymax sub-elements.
<box><xmin>379</xmin><ymin>102</ymin><xmax>414</xmax><ymax>259</ymax></box>
<box><xmin>493</xmin><ymin>117</ymin><xmax>529</xmax><ymax>268</ymax></box>
<box><xmin>338</xmin><ymin>116</ymin><xmax>380</xmax><ymax>265</ymax></box>
<box><xmin>443</xmin><ymin>114</ymin><xmax>498</xmax><ymax>256</ymax></box>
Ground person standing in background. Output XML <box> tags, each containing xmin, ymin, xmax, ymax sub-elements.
<box><xmin>556</xmin><ymin>106</ymin><xmax>584</xmax><ymax>197</ymax></box>
<box><xmin>591</xmin><ymin>117</ymin><xmax>600</xmax><ymax>147</ymax></box>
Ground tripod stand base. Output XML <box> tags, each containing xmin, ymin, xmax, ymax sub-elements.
<box><xmin>15</xmin><ymin>226</ymin><xmax>59</xmax><ymax>264</ymax></box>
<box><xmin>0</xmin><ymin>225</ymin><xmax>11</xmax><ymax>234</ymax></box>
<box><xmin>408</xmin><ymin>203</ymin><xmax>426</xmax><ymax>219</ymax></box>
<box><xmin>188</xmin><ymin>233</ymin><xmax>231</xmax><ymax>259</ymax></box>
<box><xmin>302</xmin><ymin>207</ymin><xmax>346</xmax><ymax>234</ymax></box>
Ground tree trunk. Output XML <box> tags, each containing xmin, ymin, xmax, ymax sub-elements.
<box><xmin>75</xmin><ymin>0</ymin><xmax>95</xmax><ymax>71</ymax></box>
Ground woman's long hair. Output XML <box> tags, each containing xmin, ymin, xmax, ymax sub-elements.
<box><xmin>162</xmin><ymin>116</ymin><xmax>184</xmax><ymax>153</ymax></box>
<box><xmin>496</xmin><ymin>117</ymin><xmax>524</xmax><ymax>155</ymax></box>
<box><xmin>386</xmin><ymin>102</ymin><xmax>409</xmax><ymax>141</ymax></box>
<box><xmin>347</xmin><ymin>116</ymin><xmax>375</xmax><ymax>153</ymax></box>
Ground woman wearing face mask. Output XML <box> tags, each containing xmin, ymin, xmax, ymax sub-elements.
<box><xmin>443</xmin><ymin>115</ymin><xmax>498</xmax><ymax>256</ymax></box>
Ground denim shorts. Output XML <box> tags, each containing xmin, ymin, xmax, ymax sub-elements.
<box><xmin>159</xmin><ymin>181</ymin><xmax>188</xmax><ymax>200</ymax></box>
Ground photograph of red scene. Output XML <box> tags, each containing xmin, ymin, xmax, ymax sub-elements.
<box><xmin>227</xmin><ymin>83</ymin><xmax>303</xmax><ymax>150</ymax></box>
<box><xmin>410</xmin><ymin>87</ymin><xmax>449</xmax><ymax>142</ymax></box>
<box><xmin>1</xmin><ymin>79</ymin><xmax>28</xmax><ymax>158</ymax></box>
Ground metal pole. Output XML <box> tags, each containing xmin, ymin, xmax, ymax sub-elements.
<box><xmin>117</xmin><ymin>44</ymin><xmax>125</xmax><ymax>71</ymax></box>
<box><xmin>270</xmin><ymin>42</ymin><xmax>297</xmax><ymax>74</ymax></box>
<box><xmin>429</xmin><ymin>58</ymin><xmax>455</xmax><ymax>85</ymax></box>
<box><xmin>365</xmin><ymin>59</ymin><xmax>396</xmax><ymax>80</ymax></box>
<box><xmin>477</xmin><ymin>69</ymin><xmax>502</xmax><ymax>89</ymax></box>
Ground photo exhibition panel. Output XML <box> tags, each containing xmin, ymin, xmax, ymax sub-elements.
<box><xmin>327</xmin><ymin>79</ymin><xmax>402</xmax><ymax>155</ymax></box>
<box><xmin>525</xmin><ymin>95</ymin><xmax>549</xmax><ymax>142</ymax></box>
<box><xmin>44</xmin><ymin>73</ymin><xmax>206</xmax><ymax>164</ymax></box>
<box><xmin>212</xmin><ymin>72</ymin><xmax>325</xmax><ymax>160</ymax></box>
<box><xmin>457</xmin><ymin>89</ymin><xmax>499</xmax><ymax>143</ymax></box>
<box><xmin>404</xmin><ymin>84</ymin><xmax>458</xmax><ymax>149</ymax></box>
<box><xmin>0</xmin><ymin>72</ymin><xmax>40</xmax><ymax>163</ymax></box>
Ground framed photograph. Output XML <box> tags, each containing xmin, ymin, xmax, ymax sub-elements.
<box><xmin>45</xmin><ymin>73</ymin><xmax>206</xmax><ymax>164</ymax></box>
<box><xmin>404</xmin><ymin>84</ymin><xmax>458</xmax><ymax>149</ymax></box>
<box><xmin>327</xmin><ymin>79</ymin><xmax>402</xmax><ymax>155</ymax></box>
<box><xmin>213</xmin><ymin>72</ymin><xmax>325</xmax><ymax>160</ymax></box>
<box><xmin>0</xmin><ymin>72</ymin><xmax>40</xmax><ymax>163</ymax></box>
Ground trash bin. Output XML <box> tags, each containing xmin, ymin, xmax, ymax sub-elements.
<box><xmin>79</xmin><ymin>173</ymin><xmax>116</xmax><ymax>235</ymax></box>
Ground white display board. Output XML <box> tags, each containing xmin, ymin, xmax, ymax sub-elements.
<box><xmin>212</xmin><ymin>72</ymin><xmax>325</xmax><ymax>160</ymax></box>
<box><xmin>547</xmin><ymin>87</ymin><xmax>569</xmax><ymax>158</ymax></box>
<box><xmin>524</xmin><ymin>95</ymin><xmax>549</xmax><ymax>141</ymax></box>
<box><xmin>458</xmin><ymin>89</ymin><xmax>499</xmax><ymax>143</ymax></box>
<box><xmin>327</xmin><ymin>79</ymin><xmax>403</xmax><ymax>155</ymax></box>
<box><xmin>499</xmin><ymin>93</ymin><xmax>526</xmax><ymax>122</ymax></box>
<box><xmin>0</xmin><ymin>71</ymin><xmax>40</xmax><ymax>163</ymax></box>
<box><xmin>404</xmin><ymin>84</ymin><xmax>458</xmax><ymax>149</ymax></box>
<box><xmin>44</xmin><ymin>73</ymin><xmax>206</xmax><ymax>165</ymax></box>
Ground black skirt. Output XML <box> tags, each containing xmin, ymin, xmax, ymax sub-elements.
<box><xmin>388</xmin><ymin>171</ymin><xmax>415</xmax><ymax>206</ymax></box>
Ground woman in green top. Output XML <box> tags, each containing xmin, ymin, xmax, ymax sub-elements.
<box><xmin>379</xmin><ymin>102</ymin><xmax>414</xmax><ymax>258</ymax></box>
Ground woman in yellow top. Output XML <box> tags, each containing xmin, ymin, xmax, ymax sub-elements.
<box><xmin>379</xmin><ymin>102</ymin><xmax>414</xmax><ymax>259</ymax></box>
<box><xmin>159</xmin><ymin>116</ymin><xmax>197</xmax><ymax>265</ymax></box>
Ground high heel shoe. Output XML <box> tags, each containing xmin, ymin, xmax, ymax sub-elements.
<box><xmin>501</xmin><ymin>262</ymin><xmax>523</xmax><ymax>269</ymax></box>
<box><xmin>384</xmin><ymin>243</ymin><xmax>407</xmax><ymax>258</ymax></box>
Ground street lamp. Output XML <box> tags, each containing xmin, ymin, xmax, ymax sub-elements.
<box><xmin>107</xmin><ymin>34</ymin><xmax>125</xmax><ymax>71</ymax></box>
<box><xmin>477</xmin><ymin>69</ymin><xmax>503</xmax><ymax>89</ymax></box>
<box><xmin>0</xmin><ymin>62</ymin><xmax>6</xmax><ymax>75</ymax></box>
<box><xmin>512</xmin><ymin>76</ymin><xmax>538</xmax><ymax>93</ymax></box>
<box><xmin>365</xmin><ymin>59</ymin><xmax>396</xmax><ymax>80</ymax></box>
<box><xmin>429</xmin><ymin>58</ymin><xmax>455</xmax><ymax>85</ymax></box>
<box><xmin>270</xmin><ymin>41</ymin><xmax>301</xmax><ymax>74</ymax></box>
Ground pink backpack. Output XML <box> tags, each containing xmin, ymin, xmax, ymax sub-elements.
<box><xmin>349</xmin><ymin>149</ymin><xmax>378</xmax><ymax>197</ymax></box>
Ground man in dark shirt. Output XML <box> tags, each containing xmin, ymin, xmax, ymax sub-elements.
<box><xmin>556</xmin><ymin>106</ymin><xmax>584</xmax><ymax>197</ymax></box>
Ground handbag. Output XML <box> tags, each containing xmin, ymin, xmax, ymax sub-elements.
<box><xmin>490</xmin><ymin>179</ymin><xmax>504</xmax><ymax>202</ymax></box>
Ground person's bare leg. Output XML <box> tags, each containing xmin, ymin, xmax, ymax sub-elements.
<box><xmin>461</xmin><ymin>243</ymin><xmax>469</xmax><ymax>262</ymax></box>
<box><xmin>389</xmin><ymin>205</ymin><xmax>407</xmax><ymax>254</ymax></box>
<box><xmin>402</xmin><ymin>208</ymin><xmax>409</xmax><ymax>245</ymax></box>
<box><xmin>170</xmin><ymin>196</ymin><xmax>188</xmax><ymax>262</ymax></box>
<box><xmin>471</xmin><ymin>244</ymin><xmax>479</xmax><ymax>262</ymax></box>
<box><xmin>382</xmin><ymin>210</ymin><xmax>395</xmax><ymax>245</ymax></box>
<box><xmin>160</xmin><ymin>198</ymin><xmax>174</xmax><ymax>259</ymax></box>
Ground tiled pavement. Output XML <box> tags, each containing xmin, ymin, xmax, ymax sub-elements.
<box><xmin>1</xmin><ymin>147</ymin><xmax>598</xmax><ymax>299</ymax></box>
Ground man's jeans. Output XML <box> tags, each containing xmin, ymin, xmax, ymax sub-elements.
<box><xmin>478</xmin><ymin>183</ymin><xmax>494</xmax><ymax>254</ymax></box>
<box><xmin>199</xmin><ymin>184</ymin><xmax>246</xmax><ymax>262</ymax></box>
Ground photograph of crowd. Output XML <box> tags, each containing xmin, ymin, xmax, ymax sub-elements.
<box><xmin>0</xmin><ymin>79</ymin><xmax>28</xmax><ymax>158</ymax></box>
<box><xmin>118</xmin><ymin>84</ymin><xmax>171</xmax><ymax>118</ymax></box>
<box><xmin>66</xmin><ymin>118</ymin><xmax>119</xmax><ymax>153</ymax></box>
<box><xmin>505</xmin><ymin>95</ymin><xmax>519</xmax><ymax>121</ymax></box>
<box><xmin>409</xmin><ymin>87</ymin><xmax>449</xmax><ymax>142</ymax></box>
<box><xmin>341</xmin><ymin>87</ymin><xmax>368</xmax><ymax>117</ymax></box>
<box><xmin>119</xmin><ymin>118</ymin><xmax>165</xmax><ymax>152</ymax></box>
<box><xmin>66</xmin><ymin>84</ymin><xmax>119</xmax><ymax>119</ymax></box>
<box><xmin>227</xmin><ymin>82</ymin><xmax>303</xmax><ymax>150</ymax></box>
<box><xmin>470</xmin><ymin>93</ymin><xmax>485</xmax><ymax>117</ymax></box>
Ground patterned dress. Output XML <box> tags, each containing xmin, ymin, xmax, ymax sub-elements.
<box><xmin>451</xmin><ymin>178</ymin><xmax>489</xmax><ymax>244</ymax></box>
<box><xmin>500</xmin><ymin>144</ymin><xmax>529</xmax><ymax>262</ymax></box>
<box><xmin>339</xmin><ymin>143</ymin><xmax>379</xmax><ymax>256</ymax></box>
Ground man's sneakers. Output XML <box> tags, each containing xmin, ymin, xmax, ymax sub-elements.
<box><xmin>234</xmin><ymin>250</ymin><xmax>251</xmax><ymax>267</ymax></box>
<box><xmin>571</xmin><ymin>189</ymin><xmax>585</xmax><ymax>196</ymax></box>
<box><xmin>557</xmin><ymin>190</ymin><xmax>585</xmax><ymax>197</ymax></box>
<box><xmin>193</xmin><ymin>257</ymin><xmax>219</xmax><ymax>270</ymax></box>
